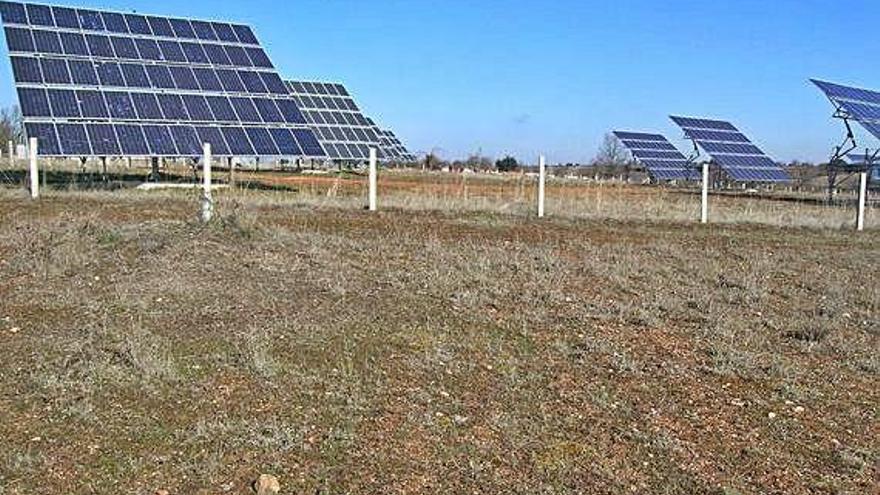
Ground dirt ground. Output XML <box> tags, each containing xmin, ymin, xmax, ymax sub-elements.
<box><xmin>0</xmin><ymin>182</ymin><xmax>877</xmax><ymax>494</ymax></box>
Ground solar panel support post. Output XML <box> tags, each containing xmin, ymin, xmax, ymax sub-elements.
<box><xmin>201</xmin><ymin>143</ymin><xmax>213</xmax><ymax>224</ymax></box>
<box><xmin>368</xmin><ymin>147</ymin><xmax>377</xmax><ymax>211</ymax></box>
<box><xmin>538</xmin><ymin>155</ymin><xmax>546</xmax><ymax>218</ymax></box>
<box><xmin>857</xmin><ymin>172</ymin><xmax>867</xmax><ymax>231</ymax></box>
<box><xmin>701</xmin><ymin>163</ymin><xmax>709</xmax><ymax>224</ymax></box>
<box><xmin>7</xmin><ymin>140</ymin><xmax>13</xmax><ymax>169</ymax></box>
<box><xmin>28</xmin><ymin>137</ymin><xmax>38</xmax><ymax>200</ymax></box>
<box><xmin>150</xmin><ymin>157</ymin><xmax>160</xmax><ymax>182</ymax></box>
<box><xmin>228</xmin><ymin>157</ymin><xmax>236</xmax><ymax>187</ymax></box>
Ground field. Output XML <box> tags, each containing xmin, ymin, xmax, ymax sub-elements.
<box><xmin>0</xmin><ymin>170</ymin><xmax>878</xmax><ymax>494</ymax></box>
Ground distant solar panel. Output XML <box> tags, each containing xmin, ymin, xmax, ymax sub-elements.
<box><xmin>285</xmin><ymin>80</ymin><xmax>381</xmax><ymax>160</ymax></box>
<box><xmin>670</xmin><ymin>116</ymin><xmax>790</xmax><ymax>182</ymax></box>
<box><xmin>1</xmin><ymin>1</ymin><xmax>324</xmax><ymax>158</ymax></box>
<box><xmin>812</xmin><ymin>79</ymin><xmax>880</xmax><ymax>142</ymax></box>
<box><xmin>363</xmin><ymin>117</ymin><xmax>414</xmax><ymax>162</ymax></box>
<box><xmin>611</xmin><ymin>131</ymin><xmax>699</xmax><ymax>181</ymax></box>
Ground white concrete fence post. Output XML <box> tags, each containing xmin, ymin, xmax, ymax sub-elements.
<box><xmin>201</xmin><ymin>142</ymin><xmax>213</xmax><ymax>223</ymax></box>
<box><xmin>856</xmin><ymin>171</ymin><xmax>867</xmax><ymax>232</ymax></box>
<box><xmin>28</xmin><ymin>137</ymin><xmax>38</xmax><ymax>199</ymax></box>
<box><xmin>538</xmin><ymin>155</ymin><xmax>546</xmax><ymax>218</ymax></box>
<box><xmin>8</xmin><ymin>140</ymin><xmax>13</xmax><ymax>169</ymax></box>
<box><xmin>701</xmin><ymin>163</ymin><xmax>709</xmax><ymax>224</ymax></box>
<box><xmin>368</xmin><ymin>147</ymin><xmax>377</xmax><ymax>212</ymax></box>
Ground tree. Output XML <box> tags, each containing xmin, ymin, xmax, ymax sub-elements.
<box><xmin>496</xmin><ymin>155</ymin><xmax>519</xmax><ymax>172</ymax></box>
<box><xmin>0</xmin><ymin>105</ymin><xmax>23</xmax><ymax>146</ymax></box>
<box><xmin>592</xmin><ymin>132</ymin><xmax>631</xmax><ymax>180</ymax></box>
<box><xmin>465</xmin><ymin>154</ymin><xmax>493</xmax><ymax>171</ymax></box>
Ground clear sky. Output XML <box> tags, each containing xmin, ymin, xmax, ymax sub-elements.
<box><xmin>2</xmin><ymin>0</ymin><xmax>879</xmax><ymax>164</ymax></box>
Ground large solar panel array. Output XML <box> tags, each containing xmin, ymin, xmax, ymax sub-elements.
<box><xmin>611</xmin><ymin>131</ymin><xmax>699</xmax><ymax>180</ymax></box>
<box><xmin>670</xmin><ymin>116</ymin><xmax>790</xmax><ymax>182</ymax></box>
<box><xmin>1</xmin><ymin>1</ymin><xmax>325</xmax><ymax>158</ymax></box>
<box><xmin>285</xmin><ymin>80</ymin><xmax>382</xmax><ymax>161</ymax></box>
<box><xmin>812</xmin><ymin>79</ymin><xmax>880</xmax><ymax>141</ymax></box>
<box><xmin>364</xmin><ymin>117</ymin><xmax>414</xmax><ymax>162</ymax></box>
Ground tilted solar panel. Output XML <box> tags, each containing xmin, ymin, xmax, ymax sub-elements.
<box><xmin>1</xmin><ymin>1</ymin><xmax>325</xmax><ymax>158</ymax></box>
<box><xmin>812</xmin><ymin>79</ymin><xmax>880</xmax><ymax>141</ymax></box>
<box><xmin>611</xmin><ymin>130</ymin><xmax>699</xmax><ymax>181</ymax></box>
<box><xmin>670</xmin><ymin>116</ymin><xmax>790</xmax><ymax>183</ymax></box>
<box><xmin>285</xmin><ymin>80</ymin><xmax>382</xmax><ymax>160</ymax></box>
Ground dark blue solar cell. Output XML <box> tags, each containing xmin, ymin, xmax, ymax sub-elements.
<box><xmin>238</xmin><ymin>71</ymin><xmax>267</xmax><ymax>93</ymax></box>
<box><xmin>68</xmin><ymin>59</ymin><xmax>98</xmax><ymax>85</ymax></box>
<box><xmin>230</xmin><ymin>24</ymin><xmax>258</xmax><ymax>44</ymax></box>
<box><xmin>168</xmin><ymin>18</ymin><xmax>196</xmax><ymax>38</ymax></box>
<box><xmin>145</xmin><ymin>65</ymin><xmax>174</xmax><ymax>88</ymax></box>
<box><xmin>169</xmin><ymin>126</ymin><xmax>202</xmax><ymax>155</ymax></box>
<box><xmin>274</xmin><ymin>99</ymin><xmax>306</xmax><ymax>124</ymax></box>
<box><xmin>77</xmin><ymin>90</ymin><xmax>108</xmax><ymax>118</ymax></box>
<box><xmin>51</xmin><ymin>6</ymin><xmax>78</xmax><ymax>28</ymax></box>
<box><xmin>168</xmin><ymin>66</ymin><xmax>199</xmax><ymax>90</ymax></box>
<box><xmin>195</xmin><ymin>126</ymin><xmax>229</xmax><ymax>155</ymax></box>
<box><xmin>40</xmin><ymin>58</ymin><xmax>69</xmax><ymax>84</ymax></box>
<box><xmin>59</xmin><ymin>32</ymin><xmax>89</xmax><ymax>55</ymax></box>
<box><xmin>157</xmin><ymin>40</ymin><xmax>186</xmax><ymax>62</ymax></box>
<box><xmin>77</xmin><ymin>10</ymin><xmax>104</xmax><ymax>31</ymax></box>
<box><xmin>156</xmin><ymin>93</ymin><xmax>188</xmax><ymax>120</ymax></box>
<box><xmin>95</xmin><ymin>61</ymin><xmax>124</xmax><ymax>86</ymax></box>
<box><xmin>18</xmin><ymin>87</ymin><xmax>50</xmax><ymax>116</ymax></box>
<box><xmin>47</xmin><ymin>89</ymin><xmax>80</xmax><ymax>118</ymax></box>
<box><xmin>229</xmin><ymin>97</ymin><xmax>261</xmax><ymax>122</ymax></box>
<box><xmin>334</xmin><ymin>84</ymin><xmax>349</xmax><ymax>97</ymax></box>
<box><xmin>212</xmin><ymin>22</ymin><xmax>237</xmax><ymax>42</ymax></box>
<box><xmin>193</xmin><ymin>68</ymin><xmax>222</xmax><ymax>91</ymax></box>
<box><xmin>11</xmin><ymin>56</ymin><xmax>41</xmax><ymax>83</ymax></box>
<box><xmin>181</xmin><ymin>94</ymin><xmax>212</xmax><ymax>120</ymax></box>
<box><xmin>33</xmin><ymin>30</ymin><xmax>62</xmax><ymax>53</ymax></box>
<box><xmin>25</xmin><ymin>123</ymin><xmax>60</xmax><ymax>155</ymax></box>
<box><xmin>85</xmin><ymin>34</ymin><xmax>113</xmax><ymax>57</ymax></box>
<box><xmin>25</xmin><ymin>4</ymin><xmax>53</xmax><ymax>26</ymax></box>
<box><xmin>205</xmin><ymin>96</ymin><xmax>236</xmax><ymax>121</ymax></box>
<box><xmin>56</xmin><ymin>123</ymin><xmax>91</xmax><ymax>155</ymax></box>
<box><xmin>222</xmin><ymin>45</ymin><xmax>250</xmax><ymax>67</ymax></box>
<box><xmin>119</xmin><ymin>63</ymin><xmax>150</xmax><ymax>88</ymax></box>
<box><xmin>146</xmin><ymin>16</ymin><xmax>173</xmax><ymax>37</ymax></box>
<box><xmin>86</xmin><ymin>124</ymin><xmax>119</xmax><ymax>155</ymax></box>
<box><xmin>123</xmin><ymin>14</ymin><xmax>151</xmax><ymax>35</ymax></box>
<box><xmin>5</xmin><ymin>27</ymin><xmax>33</xmax><ymax>52</ymax></box>
<box><xmin>131</xmin><ymin>93</ymin><xmax>163</xmax><ymax>119</ymax></box>
<box><xmin>101</xmin><ymin>12</ymin><xmax>127</xmax><ymax>33</ymax></box>
<box><xmin>311</xmin><ymin>82</ymin><xmax>328</xmax><ymax>95</ymax></box>
<box><xmin>142</xmin><ymin>125</ymin><xmax>177</xmax><ymax>155</ymax></box>
<box><xmin>220</xmin><ymin>127</ymin><xmax>254</xmax><ymax>155</ymax></box>
<box><xmin>190</xmin><ymin>20</ymin><xmax>217</xmax><ymax>40</ymax></box>
<box><xmin>244</xmin><ymin>127</ymin><xmax>278</xmax><ymax>155</ymax></box>
<box><xmin>105</xmin><ymin>92</ymin><xmax>137</xmax><ymax>119</ymax></box>
<box><xmin>114</xmin><ymin>124</ymin><xmax>149</xmax><ymax>155</ymax></box>
<box><xmin>134</xmin><ymin>38</ymin><xmax>162</xmax><ymax>60</ymax></box>
<box><xmin>202</xmin><ymin>43</ymin><xmax>231</xmax><ymax>65</ymax></box>
<box><xmin>0</xmin><ymin>2</ymin><xmax>27</xmax><ymax>24</ymax></box>
<box><xmin>216</xmin><ymin>69</ymin><xmax>245</xmax><ymax>92</ymax></box>
<box><xmin>180</xmin><ymin>42</ymin><xmax>208</xmax><ymax>63</ymax></box>
<box><xmin>292</xmin><ymin>129</ymin><xmax>324</xmax><ymax>156</ymax></box>
<box><xmin>268</xmin><ymin>128</ymin><xmax>302</xmax><ymax>155</ymax></box>
<box><xmin>252</xmin><ymin>98</ymin><xmax>283</xmax><ymax>123</ymax></box>
<box><xmin>244</xmin><ymin>47</ymin><xmax>272</xmax><ymax>68</ymax></box>
<box><xmin>109</xmin><ymin>36</ymin><xmax>138</xmax><ymax>59</ymax></box>
<box><xmin>259</xmin><ymin>73</ymin><xmax>288</xmax><ymax>94</ymax></box>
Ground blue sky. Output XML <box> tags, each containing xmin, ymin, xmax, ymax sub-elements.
<box><xmin>2</xmin><ymin>0</ymin><xmax>879</xmax><ymax>163</ymax></box>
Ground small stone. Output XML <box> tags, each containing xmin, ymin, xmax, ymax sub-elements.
<box><xmin>793</xmin><ymin>406</ymin><xmax>805</xmax><ymax>414</ymax></box>
<box><xmin>155</xmin><ymin>490</ymin><xmax>169</xmax><ymax>495</ymax></box>
<box><xmin>767</xmin><ymin>412</ymin><xmax>777</xmax><ymax>419</ymax></box>
<box><xmin>253</xmin><ymin>474</ymin><xmax>280</xmax><ymax>495</ymax></box>
<box><xmin>453</xmin><ymin>414</ymin><xmax>469</xmax><ymax>426</ymax></box>
<box><xmin>9</xmin><ymin>327</ymin><xmax>20</xmax><ymax>334</ymax></box>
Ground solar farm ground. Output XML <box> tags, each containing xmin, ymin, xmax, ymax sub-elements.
<box><xmin>0</xmin><ymin>172</ymin><xmax>877</xmax><ymax>494</ymax></box>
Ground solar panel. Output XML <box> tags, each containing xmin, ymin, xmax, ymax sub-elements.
<box><xmin>611</xmin><ymin>131</ymin><xmax>699</xmax><ymax>181</ymax></box>
<box><xmin>286</xmin><ymin>79</ymin><xmax>381</xmax><ymax>160</ymax></box>
<box><xmin>361</xmin><ymin>117</ymin><xmax>415</xmax><ymax>162</ymax></box>
<box><xmin>812</xmin><ymin>79</ymin><xmax>880</xmax><ymax>142</ymax></box>
<box><xmin>670</xmin><ymin>116</ymin><xmax>790</xmax><ymax>183</ymax></box>
<box><xmin>1</xmin><ymin>1</ymin><xmax>324</xmax><ymax>158</ymax></box>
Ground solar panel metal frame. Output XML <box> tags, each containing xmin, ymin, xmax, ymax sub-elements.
<box><xmin>611</xmin><ymin>130</ymin><xmax>700</xmax><ymax>181</ymax></box>
<box><xmin>669</xmin><ymin>115</ymin><xmax>790</xmax><ymax>183</ymax></box>
<box><xmin>1</xmin><ymin>0</ymin><xmax>325</xmax><ymax>159</ymax></box>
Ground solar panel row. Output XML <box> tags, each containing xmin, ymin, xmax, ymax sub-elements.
<box><xmin>670</xmin><ymin>116</ymin><xmax>790</xmax><ymax>183</ymax></box>
<box><xmin>377</xmin><ymin>128</ymin><xmax>415</xmax><ymax>162</ymax></box>
<box><xmin>612</xmin><ymin>131</ymin><xmax>699</xmax><ymax>181</ymax></box>
<box><xmin>286</xmin><ymin>80</ymin><xmax>381</xmax><ymax>160</ymax></box>
<box><xmin>0</xmin><ymin>2</ymin><xmax>260</xmax><ymax>45</ymax></box>
<box><xmin>812</xmin><ymin>79</ymin><xmax>880</xmax><ymax>142</ymax></box>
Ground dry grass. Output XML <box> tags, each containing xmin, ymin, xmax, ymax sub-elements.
<box><xmin>0</xmin><ymin>181</ymin><xmax>877</xmax><ymax>494</ymax></box>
